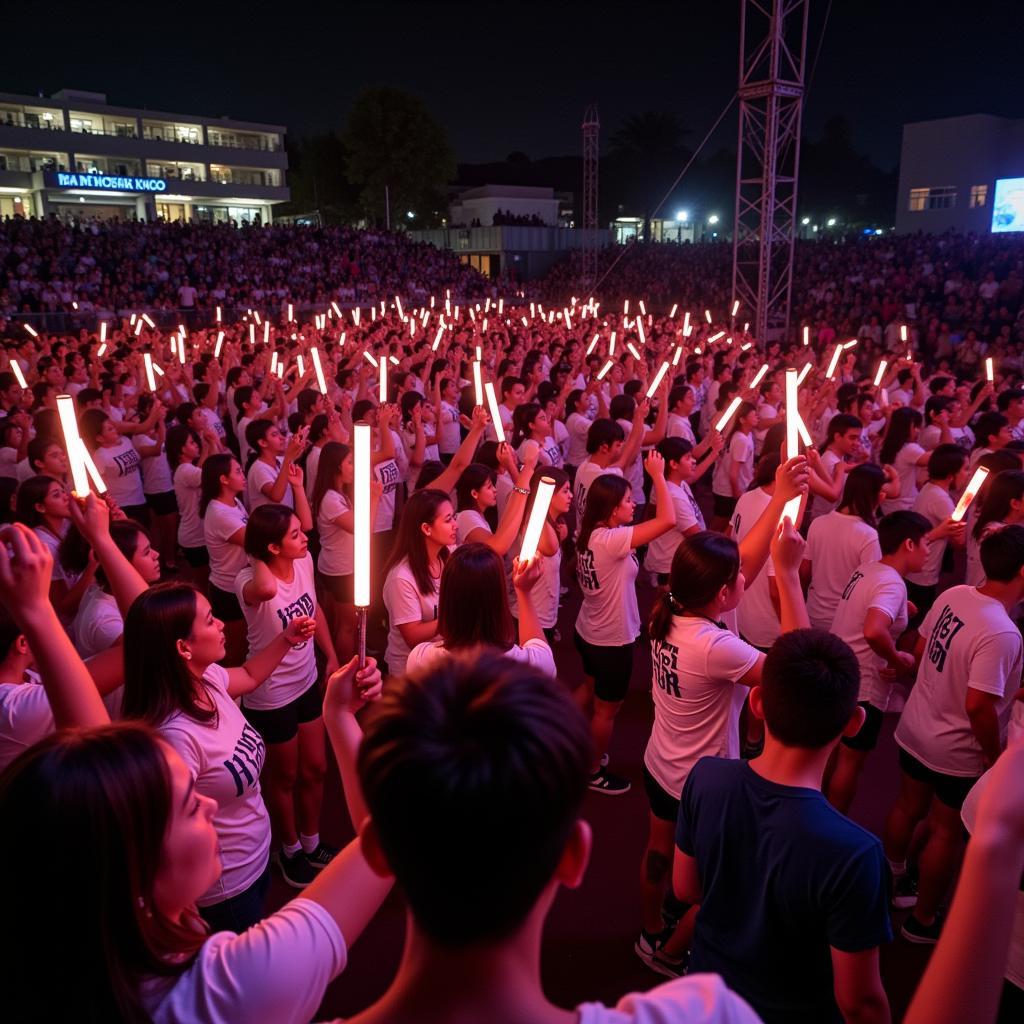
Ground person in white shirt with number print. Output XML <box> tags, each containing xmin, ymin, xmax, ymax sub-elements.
<box><xmin>80</xmin><ymin>406</ymin><xmax>156</xmax><ymax>524</ymax></box>
<box><xmin>638</xmin><ymin>517</ymin><xmax>809</xmax><ymax>976</ymax></box>
<box><xmin>574</xmin><ymin>451</ymin><xmax>675</xmax><ymax>796</ymax></box>
<box><xmin>825</xmin><ymin>510</ymin><xmax>932</xmax><ymax>814</ymax></box>
<box><xmin>382</xmin><ymin>488</ymin><xmax>458</xmax><ymax>680</ymax></box>
<box><xmin>236</xmin><ymin>504</ymin><xmax>340</xmax><ymax>892</ymax></box>
<box><xmin>884</xmin><ymin>525</ymin><xmax>1024</xmax><ymax>946</ymax></box>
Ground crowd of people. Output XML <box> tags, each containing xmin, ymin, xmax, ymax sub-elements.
<box><xmin>0</xmin><ymin>218</ymin><xmax>1023</xmax><ymax>1024</ymax></box>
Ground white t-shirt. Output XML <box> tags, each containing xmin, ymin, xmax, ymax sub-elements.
<box><xmin>73</xmin><ymin>584</ymin><xmax>123</xmax><ymax>658</ymax></box>
<box><xmin>0</xmin><ymin>673</ymin><xmax>53</xmax><ymax>773</ymax></box>
<box><xmin>730</xmin><ymin>487</ymin><xmax>780</xmax><ymax>649</ymax></box>
<box><xmin>573</xmin><ymin>460</ymin><xmax>623</xmax><ymax>539</ymax></box>
<box><xmin>810</xmin><ymin>449</ymin><xmax>844</xmax><ymax>518</ymax></box>
<box><xmin>305</xmin><ymin>445</ymin><xmax>324</xmax><ymax>501</ymax></box>
<box><xmin>920</xmin><ymin>423</ymin><xmax>972</xmax><ymax>452</ymax></box>
<box><xmin>383</xmin><ymin>557</ymin><xmax>439</xmax><ymax>679</ymax></box>
<box><xmin>456</xmin><ymin>508</ymin><xmax>491</xmax><ymax>545</ymax></box>
<box><xmin>316</xmin><ymin>489</ymin><xmax>353</xmax><ymax>577</ymax></box>
<box><xmin>712</xmin><ymin>431</ymin><xmax>754</xmax><ymax>499</ymax></box>
<box><xmin>406</xmin><ymin>637</ymin><xmax>556</xmax><ymax>678</ymax></box>
<box><xmin>135</xmin><ymin>433</ymin><xmax>173</xmax><ymax>494</ymax></box>
<box><xmin>204</xmin><ymin>498</ymin><xmax>249</xmax><ymax>592</ymax></box>
<box><xmin>644</xmin><ymin>481</ymin><xmax>704</xmax><ymax>575</ymax></box>
<box><xmin>143</xmin><ymin>898</ymin><xmax>346</xmax><ymax>1024</ymax></box>
<box><xmin>246</xmin><ymin>458</ymin><xmax>293</xmax><ymax>513</ymax></box>
<box><xmin>576</xmin><ymin>526</ymin><xmax>640</xmax><ymax>646</ymax></box>
<box><xmin>667</xmin><ymin>411</ymin><xmax>696</xmax><ymax>445</ymax></box>
<box><xmin>830</xmin><ymin>561</ymin><xmax>908</xmax><ymax>710</ymax></box>
<box><xmin>373</xmin><ymin>453</ymin><xmax>401</xmax><ymax>533</ymax></box>
<box><xmin>646</xmin><ymin>617</ymin><xmax>759</xmax><ymax>798</ymax></box>
<box><xmin>615</xmin><ymin>418</ymin><xmax>644</xmax><ymax>501</ymax></box>
<box><xmin>94</xmin><ymin>437</ymin><xmax>145</xmax><ymax>507</ymax></box>
<box><xmin>566</xmin><ymin>411</ymin><xmax>592</xmax><ymax>465</ymax></box>
<box><xmin>881</xmin><ymin>442</ymin><xmax>926</xmax><ymax>514</ymax></box>
<box><xmin>805</xmin><ymin>511</ymin><xmax>882</xmax><ymax>630</ymax></box>
<box><xmin>438</xmin><ymin>400</ymin><xmax>461</xmax><ymax>454</ymax></box>
<box><xmin>174</xmin><ymin>462</ymin><xmax>205</xmax><ymax>548</ymax></box>
<box><xmin>159</xmin><ymin>664</ymin><xmax>270</xmax><ymax>905</ymax></box>
<box><xmin>896</xmin><ymin>586</ymin><xmax>1023</xmax><ymax>776</ymax></box>
<box><xmin>577</xmin><ymin>974</ymin><xmax>760</xmax><ymax>1024</ymax></box>
<box><xmin>526</xmin><ymin>434</ymin><xmax>564</xmax><ymax>470</ymax></box>
<box><xmin>906</xmin><ymin>482</ymin><xmax>955</xmax><ymax>586</ymax></box>
<box><xmin>236</xmin><ymin>555</ymin><xmax>318</xmax><ymax>711</ymax></box>
<box><xmin>966</xmin><ymin>519</ymin><xmax>1003</xmax><ymax>588</ymax></box>
<box><xmin>507</xmin><ymin>541</ymin><xmax>561</xmax><ymax>629</ymax></box>
<box><xmin>197</xmin><ymin>406</ymin><xmax>226</xmax><ymax>443</ymax></box>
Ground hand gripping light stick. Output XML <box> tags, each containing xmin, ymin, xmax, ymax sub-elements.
<box><xmin>715</xmin><ymin>397</ymin><xmax>743</xmax><ymax>433</ymax></box>
<box><xmin>781</xmin><ymin>368</ymin><xmax>805</xmax><ymax>525</ymax></box>
<box><xmin>646</xmin><ymin>361</ymin><xmax>670</xmax><ymax>399</ymax></box>
<box><xmin>951</xmin><ymin>467</ymin><xmax>989</xmax><ymax>522</ymax></box>
<box><xmin>310</xmin><ymin>346</ymin><xmax>328</xmax><ymax>395</ymax></box>
<box><xmin>484</xmin><ymin>381</ymin><xmax>506</xmax><ymax>443</ymax></box>
<box><xmin>473</xmin><ymin>361</ymin><xmax>483</xmax><ymax>406</ymax></box>
<box><xmin>520</xmin><ymin>477</ymin><xmax>556</xmax><ymax>562</ymax></box>
<box><xmin>353</xmin><ymin>423</ymin><xmax>372</xmax><ymax>668</ymax></box>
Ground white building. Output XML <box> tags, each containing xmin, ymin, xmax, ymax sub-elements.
<box><xmin>895</xmin><ymin>114</ymin><xmax>1024</xmax><ymax>234</ymax></box>
<box><xmin>449</xmin><ymin>184</ymin><xmax>560</xmax><ymax>227</ymax></box>
<box><xmin>0</xmin><ymin>88</ymin><xmax>289</xmax><ymax>224</ymax></box>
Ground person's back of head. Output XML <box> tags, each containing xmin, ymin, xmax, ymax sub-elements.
<box><xmin>980</xmin><ymin>523</ymin><xmax>1024</xmax><ymax>584</ymax></box>
<box><xmin>927</xmin><ymin>443</ymin><xmax>967</xmax><ymax>482</ymax></box>
<box><xmin>877</xmin><ymin>510</ymin><xmax>931</xmax><ymax>555</ymax></box>
<box><xmin>585</xmin><ymin>418</ymin><xmax>624</xmax><ymax>455</ymax></box>
<box><xmin>996</xmin><ymin>387</ymin><xmax>1024</xmax><ymax>414</ymax></box>
<box><xmin>358</xmin><ymin>652</ymin><xmax>592</xmax><ymax>947</ymax></box>
<box><xmin>759</xmin><ymin>629</ymin><xmax>860</xmax><ymax>749</ymax></box>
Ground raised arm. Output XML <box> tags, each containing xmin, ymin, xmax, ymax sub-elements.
<box><xmin>739</xmin><ymin>455</ymin><xmax>809</xmax><ymax>585</ymax></box>
<box><xmin>419</xmin><ymin>404</ymin><xmax>487</xmax><ymax>494</ymax></box>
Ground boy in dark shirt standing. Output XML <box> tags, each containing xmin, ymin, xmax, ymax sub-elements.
<box><xmin>674</xmin><ymin>629</ymin><xmax>892</xmax><ymax>1024</ymax></box>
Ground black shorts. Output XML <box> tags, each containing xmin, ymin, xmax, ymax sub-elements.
<box><xmin>842</xmin><ymin>701</ymin><xmax>885</xmax><ymax>752</ymax></box>
<box><xmin>905</xmin><ymin>580</ymin><xmax>937</xmax><ymax>631</ymax></box>
<box><xmin>318</xmin><ymin>572</ymin><xmax>353</xmax><ymax>603</ymax></box>
<box><xmin>121</xmin><ymin>502</ymin><xmax>151</xmax><ymax>526</ymax></box>
<box><xmin>145</xmin><ymin>490</ymin><xmax>178</xmax><ymax>516</ymax></box>
<box><xmin>209</xmin><ymin>582</ymin><xmax>243</xmax><ymax>623</ymax></box>
<box><xmin>643</xmin><ymin>764</ymin><xmax>680</xmax><ymax>823</ymax></box>
<box><xmin>243</xmin><ymin>681</ymin><xmax>323</xmax><ymax>745</ymax></box>
<box><xmin>713</xmin><ymin>493</ymin><xmax>737</xmax><ymax>519</ymax></box>
<box><xmin>181</xmin><ymin>544</ymin><xmax>210</xmax><ymax>568</ymax></box>
<box><xmin>898</xmin><ymin>747</ymin><xmax>980</xmax><ymax>811</ymax></box>
<box><xmin>573</xmin><ymin>631</ymin><xmax>636</xmax><ymax>703</ymax></box>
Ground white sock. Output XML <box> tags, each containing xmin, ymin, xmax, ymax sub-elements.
<box><xmin>300</xmin><ymin>832</ymin><xmax>320</xmax><ymax>854</ymax></box>
<box><xmin>283</xmin><ymin>840</ymin><xmax>302</xmax><ymax>857</ymax></box>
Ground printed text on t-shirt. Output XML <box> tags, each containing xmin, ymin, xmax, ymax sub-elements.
<box><xmin>926</xmin><ymin>604</ymin><xmax>965</xmax><ymax>673</ymax></box>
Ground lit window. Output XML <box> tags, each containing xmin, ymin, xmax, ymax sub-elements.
<box><xmin>970</xmin><ymin>185</ymin><xmax>988</xmax><ymax>208</ymax></box>
<box><xmin>927</xmin><ymin>186</ymin><xmax>957</xmax><ymax>210</ymax></box>
<box><xmin>908</xmin><ymin>188</ymin><xmax>928</xmax><ymax>212</ymax></box>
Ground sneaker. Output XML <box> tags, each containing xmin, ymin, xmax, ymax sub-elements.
<box><xmin>891</xmin><ymin>872</ymin><xmax>919</xmax><ymax>909</ymax></box>
<box><xmin>588</xmin><ymin>766</ymin><xmax>631</xmax><ymax>795</ymax></box>
<box><xmin>275</xmin><ymin>848</ymin><xmax>317</xmax><ymax>889</ymax></box>
<box><xmin>634</xmin><ymin>927</ymin><xmax>668</xmax><ymax>966</ymax></box>
<box><xmin>901</xmin><ymin>911</ymin><xmax>944</xmax><ymax>945</ymax></box>
<box><xmin>303</xmin><ymin>842</ymin><xmax>339</xmax><ymax>871</ymax></box>
<box><xmin>649</xmin><ymin>948</ymin><xmax>690</xmax><ymax>979</ymax></box>
<box><xmin>634</xmin><ymin>929</ymin><xmax>689</xmax><ymax>978</ymax></box>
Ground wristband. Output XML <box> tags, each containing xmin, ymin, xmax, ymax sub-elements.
<box><xmin>513</xmin><ymin>485</ymin><xmax>530</xmax><ymax>496</ymax></box>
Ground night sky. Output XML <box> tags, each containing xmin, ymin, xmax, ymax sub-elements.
<box><xmin>7</xmin><ymin>1</ymin><xmax>1022</xmax><ymax>171</ymax></box>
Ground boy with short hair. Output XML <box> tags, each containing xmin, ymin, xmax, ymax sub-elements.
<box><xmin>674</xmin><ymin>629</ymin><xmax>892</xmax><ymax>1024</ymax></box>
<box><xmin>884</xmin><ymin>524</ymin><xmax>1024</xmax><ymax>944</ymax></box>
<box><xmin>345</xmin><ymin>653</ymin><xmax>760</xmax><ymax>1024</ymax></box>
<box><xmin>825</xmin><ymin>510</ymin><xmax>931</xmax><ymax>812</ymax></box>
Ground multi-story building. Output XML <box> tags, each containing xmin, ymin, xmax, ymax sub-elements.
<box><xmin>894</xmin><ymin>113</ymin><xmax>1024</xmax><ymax>234</ymax></box>
<box><xmin>0</xmin><ymin>88</ymin><xmax>288</xmax><ymax>223</ymax></box>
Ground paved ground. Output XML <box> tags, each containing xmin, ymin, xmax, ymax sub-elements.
<box><xmin>263</xmin><ymin>565</ymin><xmax>935</xmax><ymax>1021</ymax></box>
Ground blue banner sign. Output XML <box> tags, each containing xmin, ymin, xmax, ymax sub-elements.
<box><xmin>44</xmin><ymin>171</ymin><xmax>168</xmax><ymax>193</ymax></box>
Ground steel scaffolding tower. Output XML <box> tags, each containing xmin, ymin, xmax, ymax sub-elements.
<box><xmin>731</xmin><ymin>0</ymin><xmax>809</xmax><ymax>344</ymax></box>
<box><xmin>581</xmin><ymin>103</ymin><xmax>600</xmax><ymax>293</ymax></box>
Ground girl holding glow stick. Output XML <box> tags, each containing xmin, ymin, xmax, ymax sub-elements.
<box><xmin>168</xmin><ymin>423</ymin><xmax>219</xmax><ymax>591</ymax></box>
<box><xmin>454</xmin><ymin>442</ymin><xmax>539</xmax><ymax>553</ymax></box>
<box><xmin>710</xmin><ymin>400</ymin><xmax>757</xmax><ymax>532</ymax></box>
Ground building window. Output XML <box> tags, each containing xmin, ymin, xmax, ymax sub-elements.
<box><xmin>970</xmin><ymin>185</ymin><xmax>988</xmax><ymax>208</ymax></box>
<box><xmin>908</xmin><ymin>186</ymin><xmax>957</xmax><ymax>211</ymax></box>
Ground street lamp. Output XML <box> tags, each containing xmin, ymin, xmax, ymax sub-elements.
<box><xmin>801</xmin><ymin>217</ymin><xmax>810</xmax><ymax>225</ymax></box>
<box><xmin>675</xmin><ymin>209</ymin><xmax>688</xmax><ymax>242</ymax></box>
<box><xmin>676</xmin><ymin>210</ymin><xmax>688</xmax><ymax>221</ymax></box>
<box><xmin>827</xmin><ymin>217</ymin><xmax>836</xmax><ymax>227</ymax></box>
<box><xmin>708</xmin><ymin>214</ymin><xmax>719</xmax><ymax>224</ymax></box>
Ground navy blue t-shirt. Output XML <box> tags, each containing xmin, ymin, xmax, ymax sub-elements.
<box><xmin>676</xmin><ymin>757</ymin><xmax>892</xmax><ymax>1024</ymax></box>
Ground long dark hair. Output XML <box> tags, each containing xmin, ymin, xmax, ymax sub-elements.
<box><xmin>383</xmin><ymin>488</ymin><xmax>451</xmax><ymax>596</ymax></box>
<box><xmin>78</xmin><ymin>407</ymin><xmax>109</xmax><ymax>452</ymax></box>
<box><xmin>199</xmin><ymin>453</ymin><xmax>236</xmax><ymax>516</ymax></box>
<box><xmin>122</xmin><ymin>583</ymin><xmax>216</xmax><ymax>725</ymax></box>
<box><xmin>0</xmin><ymin>723</ymin><xmax>208</xmax><ymax>1022</ymax></box>
<box><xmin>577</xmin><ymin>473</ymin><xmax>631</xmax><ymax>551</ymax></box>
<box><xmin>973</xmin><ymin>470</ymin><xmax>1024</xmax><ymax>540</ymax></box>
<box><xmin>522</xmin><ymin>466</ymin><xmax>570</xmax><ymax>535</ymax></box>
<box><xmin>244</xmin><ymin>504</ymin><xmax>296</xmax><ymax>562</ymax></box>
<box><xmin>649</xmin><ymin>531</ymin><xmax>741</xmax><ymax>643</ymax></box>
<box><xmin>455</xmin><ymin>463</ymin><xmax>496</xmax><ymax>513</ymax></box>
<box><xmin>311</xmin><ymin>441</ymin><xmax>350</xmax><ymax>524</ymax></box>
<box><xmin>437</xmin><ymin>544</ymin><xmax>513</xmax><ymax>651</ymax></box>
<box><xmin>166</xmin><ymin>423</ymin><xmax>198</xmax><ymax>475</ymax></box>
<box><xmin>14</xmin><ymin>474</ymin><xmax>61</xmax><ymax>528</ymax></box>
<box><xmin>879</xmin><ymin>407</ymin><xmax>923</xmax><ymax>467</ymax></box>
<box><xmin>511</xmin><ymin>402</ymin><xmax>542</xmax><ymax>449</ymax></box>
<box><xmin>59</xmin><ymin>519</ymin><xmax>148</xmax><ymax>593</ymax></box>
<box><xmin>838</xmin><ymin>463</ymin><xmax>885</xmax><ymax>528</ymax></box>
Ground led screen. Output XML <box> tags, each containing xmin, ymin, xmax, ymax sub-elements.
<box><xmin>992</xmin><ymin>177</ymin><xmax>1024</xmax><ymax>232</ymax></box>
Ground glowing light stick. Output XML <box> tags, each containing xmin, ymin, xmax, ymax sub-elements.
<box><xmin>521</xmin><ymin>316</ymin><xmax>529</xmax><ymax>326</ymax></box>
<box><xmin>683</xmin><ymin>311</ymin><xmax>691</xmax><ymax>333</ymax></box>
<box><xmin>796</xmin><ymin>361</ymin><xmax>812</xmax><ymax>386</ymax></box>
<box><xmin>395</xmin><ymin>296</ymin><xmax>404</xmax><ymax>320</ymax></box>
<box><xmin>484</xmin><ymin>382</ymin><xmax>506</xmax><ymax>442</ymax></box>
<box><xmin>177</xmin><ymin>335</ymin><xmax>186</xmax><ymax>365</ymax></box>
<box><xmin>473</xmin><ymin>362</ymin><xmax>483</xmax><ymax>406</ymax></box>
<box><xmin>352</xmin><ymin>307</ymin><xmax>361</xmax><ymax>326</ymax></box>
<box><xmin>639</xmin><ymin>300</ymin><xmax>647</xmax><ymax>315</ymax></box>
<box><xmin>142</xmin><ymin>314</ymin><xmax>155</xmax><ymax>328</ymax></box>
<box><xmin>143</xmin><ymin>353</ymin><xmax>157</xmax><ymax>392</ymax></box>
<box><xmin>900</xmin><ymin>324</ymin><xmax>908</xmax><ymax>343</ymax></box>
<box><xmin>287</xmin><ymin>303</ymin><xmax>294</xmax><ymax>322</ymax></box>
<box><xmin>781</xmin><ymin>368</ymin><xmax>804</xmax><ymax>524</ymax></box>
<box><xmin>741</xmin><ymin>342</ymin><xmax>752</xmax><ymax>351</ymax></box>
<box><xmin>153</xmin><ymin>364</ymin><xmax>165</xmax><ymax>377</ymax></box>
<box><xmin>362</xmin><ymin>351</ymin><xmax>378</xmax><ymax>368</ymax></box>
<box><xmin>986</xmin><ymin>357</ymin><xmax>994</xmax><ymax>382</ymax></box>
<box><xmin>57</xmin><ymin>395</ymin><xmax>91</xmax><ymax>497</ymax></box>
<box><xmin>249</xmin><ymin>323</ymin><xmax>255</xmax><ymax>346</ymax></box>
<box><xmin>708</xmin><ymin>331</ymin><xmax>725</xmax><ymax>343</ymax></box>
<box><xmin>749</xmin><ymin>364</ymin><xmax>769</xmax><ymax>389</ymax></box>
<box><xmin>263</xmin><ymin>321</ymin><xmax>270</xmax><ymax>345</ymax></box>
<box><xmin>842</xmin><ymin>339</ymin><xmax>857</xmax><ymax>349</ymax></box>
<box><xmin>803</xmin><ymin>325</ymin><xmax>809</xmax><ymax>346</ymax></box>
<box><xmin>10</xmin><ymin>361</ymin><xmax>27</xmax><ymax>390</ymax></box>
<box><xmin>715</xmin><ymin>397</ymin><xmax>743</xmax><ymax>432</ymax></box>
<box><xmin>270</xmin><ymin>352</ymin><xmax>279</xmax><ymax>377</ymax></box>
<box><xmin>81</xmin><ymin>445</ymin><xmax>106</xmax><ymax>493</ymax></box>
<box><xmin>731</xmin><ymin>299</ymin><xmax>740</xmax><ymax>317</ymax></box>
<box><xmin>97</xmin><ymin>343</ymin><xmax>107</xmax><ymax>358</ymax></box>
<box><xmin>475</xmin><ymin>345</ymin><xmax>482</xmax><ymax>362</ymax></box>
<box><xmin>672</xmin><ymin>345</ymin><xmax>684</xmax><ymax>366</ymax></box>
<box><xmin>482</xmin><ymin>318</ymin><xmax>488</xmax><ymax>333</ymax></box>
<box><xmin>951</xmin><ymin>467</ymin><xmax>989</xmax><ymax>522</ymax></box>
<box><xmin>130</xmin><ymin>314</ymin><xmax>137</xmax><ymax>326</ymax></box>
<box><xmin>296</xmin><ymin>354</ymin><xmax>305</xmax><ymax>377</ymax></box>
<box><xmin>308</xmin><ymin>346</ymin><xmax>328</xmax><ymax>395</ymax></box>
<box><xmin>215</xmin><ymin>306</ymin><xmax>222</xmax><ymax>323</ymax></box>
<box><xmin>609</xmin><ymin>331</ymin><xmax>616</xmax><ymax>355</ymax></box>
<box><xmin>825</xmin><ymin>345</ymin><xmax>843</xmax><ymax>380</ymax></box>
<box><xmin>215</xmin><ymin>332</ymin><xmax>224</xmax><ymax>358</ymax></box>
<box><xmin>626</xmin><ymin>342</ymin><xmax>642</xmax><ymax>360</ymax></box>
<box><xmin>353</xmin><ymin>422</ymin><xmax>372</xmax><ymax>666</ymax></box>
<box><xmin>623</xmin><ymin>299</ymin><xmax>629</xmax><ymax>315</ymax></box>
<box><xmin>873</xmin><ymin>360</ymin><xmax>888</xmax><ymax>387</ymax></box>
<box><xmin>705</xmin><ymin>309</ymin><xmax>713</xmax><ymax>324</ymax></box>
<box><xmin>670</xmin><ymin>303</ymin><xmax>678</xmax><ymax>318</ymax></box>
<box><xmin>99</xmin><ymin>322</ymin><xmax>107</xmax><ymax>343</ymax></box>
<box><xmin>432</xmin><ymin>326</ymin><xmax>445</xmax><ymax>350</ymax></box>
<box><xmin>498</xmin><ymin>298</ymin><xmax>504</xmax><ymax>315</ymax></box>
<box><xmin>596</xmin><ymin>359</ymin><xmax>614</xmax><ymax>381</ymax></box>
<box><xmin>379</xmin><ymin>358</ymin><xmax>388</xmax><ymax>403</ymax></box>
<box><xmin>636</xmin><ymin>318</ymin><xmax>646</xmax><ymax>344</ymax></box>
<box><xmin>586</xmin><ymin>335</ymin><xmax>600</xmax><ymax>356</ymax></box>
<box><xmin>134</xmin><ymin>319</ymin><xmax>144</xmax><ymax>337</ymax></box>
<box><xmin>646</xmin><ymin>361</ymin><xmax>670</xmax><ymax>398</ymax></box>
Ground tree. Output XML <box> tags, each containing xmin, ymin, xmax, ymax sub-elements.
<box><xmin>342</xmin><ymin>87</ymin><xmax>456</xmax><ymax>228</ymax></box>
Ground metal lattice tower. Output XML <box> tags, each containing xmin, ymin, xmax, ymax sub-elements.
<box><xmin>731</xmin><ymin>0</ymin><xmax>808</xmax><ymax>345</ymax></box>
<box><xmin>581</xmin><ymin>103</ymin><xmax>600</xmax><ymax>292</ymax></box>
